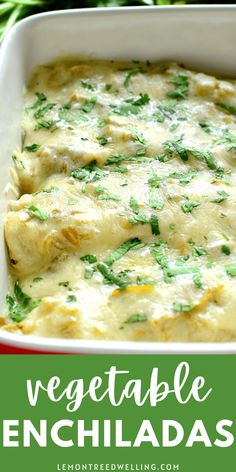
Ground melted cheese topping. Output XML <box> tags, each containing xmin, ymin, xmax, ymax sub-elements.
<box><xmin>3</xmin><ymin>59</ymin><xmax>236</xmax><ymax>341</ymax></box>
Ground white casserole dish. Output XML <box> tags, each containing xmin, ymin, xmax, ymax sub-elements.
<box><xmin>1</xmin><ymin>5</ymin><xmax>236</xmax><ymax>353</ymax></box>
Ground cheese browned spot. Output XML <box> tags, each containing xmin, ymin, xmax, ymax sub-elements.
<box><xmin>3</xmin><ymin>59</ymin><xmax>236</xmax><ymax>341</ymax></box>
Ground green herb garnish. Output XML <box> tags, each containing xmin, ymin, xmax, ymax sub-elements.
<box><xmin>149</xmin><ymin>188</ymin><xmax>163</xmax><ymax>210</ymax></box>
<box><xmin>111</xmin><ymin>93</ymin><xmax>150</xmax><ymax>116</ymax></box>
<box><xmin>80</xmin><ymin>255</ymin><xmax>97</xmax><ymax>264</ymax></box>
<box><xmin>221</xmin><ymin>245</ymin><xmax>231</xmax><ymax>256</ymax></box>
<box><xmin>150</xmin><ymin>214</ymin><xmax>160</xmax><ymax>235</ymax></box>
<box><xmin>215</xmin><ymin>132</ymin><xmax>236</xmax><ymax>151</ymax></box>
<box><xmin>169</xmin><ymin>168</ymin><xmax>197</xmax><ymax>186</ymax></box>
<box><xmin>192</xmin><ymin>246</ymin><xmax>208</xmax><ymax>257</ymax></box>
<box><xmin>23</xmin><ymin>144</ymin><xmax>40</xmax><ymax>152</ymax></box>
<box><xmin>94</xmin><ymin>185</ymin><xmax>120</xmax><ymax>201</ymax></box>
<box><xmin>97</xmin><ymin>136</ymin><xmax>109</xmax><ymax>146</ymax></box>
<box><xmin>216</xmin><ymin>102</ymin><xmax>236</xmax><ymax>116</ymax></box>
<box><xmin>226</xmin><ymin>265</ymin><xmax>236</xmax><ymax>277</ymax></box>
<box><xmin>81</xmin><ymin>97</ymin><xmax>97</xmax><ymax>113</ymax></box>
<box><xmin>66</xmin><ymin>295</ymin><xmax>77</xmax><ymax>303</ymax></box>
<box><xmin>58</xmin><ymin>281</ymin><xmax>69</xmax><ymax>288</ymax></box>
<box><xmin>34</xmin><ymin>103</ymin><xmax>55</xmax><ymax>119</ymax></box>
<box><xmin>71</xmin><ymin>161</ymin><xmax>105</xmax><ymax>183</ymax></box>
<box><xmin>173</xmin><ymin>302</ymin><xmax>194</xmax><ymax>312</ymax></box>
<box><xmin>6</xmin><ymin>282</ymin><xmax>40</xmax><ymax>322</ymax></box>
<box><xmin>32</xmin><ymin>277</ymin><xmax>43</xmax><ymax>283</ymax></box>
<box><xmin>148</xmin><ymin>169</ymin><xmax>162</xmax><ymax>188</ymax></box>
<box><xmin>104</xmin><ymin>238</ymin><xmax>141</xmax><ymax>267</ymax></box>
<box><xmin>181</xmin><ymin>197</ymin><xmax>201</xmax><ymax>213</ymax></box>
<box><xmin>26</xmin><ymin>205</ymin><xmax>48</xmax><ymax>221</ymax></box>
<box><xmin>31</xmin><ymin>92</ymin><xmax>47</xmax><ymax>109</ymax></box>
<box><xmin>81</xmin><ymin>80</ymin><xmax>96</xmax><ymax>91</ymax></box>
<box><xmin>199</xmin><ymin>121</ymin><xmax>213</xmax><ymax>134</ymax></box>
<box><xmin>124</xmin><ymin>313</ymin><xmax>147</xmax><ymax>324</ymax></box>
<box><xmin>97</xmin><ymin>263</ymin><xmax>130</xmax><ymax>289</ymax></box>
<box><xmin>105</xmin><ymin>83</ymin><xmax>112</xmax><ymax>92</ymax></box>
<box><xmin>193</xmin><ymin>273</ymin><xmax>203</xmax><ymax>289</ymax></box>
<box><xmin>129</xmin><ymin>127</ymin><xmax>145</xmax><ymax>145</ymax></box>
<box><xmin>84</xmin><ymin>268</ymin><xmax>95</xmax><ymax>279</ymax></box>
<box><xmin>163</xmin><ymin>135</ymin><xmax>188</xmax><ymax>162</ymax></box>
<box><xmin>124</xmin><ymin>67</ymin><xmax>146</xmax><ymax>88</ymax></box>
<box><xmin>212</xmin><ymin>190</ymin><xmax>230</xmax><ymax>203</ymax></box>
<box><xmin>34</xmin><ymin>119</ymin><xmax>58</xmax><ymax>131</ymax></box>
<box><xmin>167</xmin><ymin>72</ymin><xmax>189</xmax><ymax>100</ymax></box>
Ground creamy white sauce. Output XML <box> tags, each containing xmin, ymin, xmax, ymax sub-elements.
<box><xmin>3</xmin><ymin>59</ymin><xmax>236</xmax><ymax>341</ymax></box>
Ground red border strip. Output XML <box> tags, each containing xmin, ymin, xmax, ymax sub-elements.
<box><xmin>0</xmin><ymin>343</ymin><xmax>59</xmax><ymax>354</ymax></box>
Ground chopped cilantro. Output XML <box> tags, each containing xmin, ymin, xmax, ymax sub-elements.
<box><xmin>136</xmin><ymin>276</ymin><xmax>155</xmax><ymax>285</ymax></box>
<box><xmin>167</xmin><ymin>72</ymin><xmax>189</xmax><ymax>100</ymax></box>
<box><xmin>221</xmin><ymin>245</ymin><xmax>231</xmax><ymax>256</ymax></box>
<box><xmin>66</xmin><ymin>295</ymin><xmax>77</xmax><ymax>303</ymax></box>
<box><xmin>31</xmin><ymin>92</ymin><xmax>47</xmax><ymax>109</ymax></box>
<box><xmin>105</xmin><ymin>83</ymin><xmax>112</xmax><ymax>92</ymax></box>
<box><xmin>189</xmin><ymin>148</ymin><xmax>218</xmax><ymax>170</ymax></box>
<box><xmin>149</xmin><ymin>189</ymin><xmax>163</xmax><ymax>210</ymax></box>
<box><xmin>129</xmin><ymin>213</ymin><xmax>148</xmax><ymax>225</ymax></box>
<box><xmin>81</xmin><ymin>80</ymin><xmax>96</xmax><ymax>91</ymax></box>
<box><xmin>124</xmin><ymin>67</ymin><xmax>146</xmax><ymax>88</ymax></box>
<box><xmin>173</xmin><ymin>302</ymin><xmax>194</xmax><ymax>312</ymax></box>
<box><xmin>106</xmin><ymin>154</ymin><xmax>151</xmax><ymax>166</ymax></box>
<box><xmin>169</xmin><ymin>123</ymin><xmax>179</xmax><ymax>132</ymax></box>
<box><xmin>154</xmin><ymin>99</ymin><xmax>178</xmax><ymax>122</ymax></box>
<box><xmin>150</xmin><ymin>214</ymin><xmax>160</xmax><ymax>235</ymax></box>
<box><xmin>212</xmin><ymin>190</ymin><xmax>229</xmax><ymax>203</ymax></box>
<box><xmin>215</xmin><ymin>132</ymin><xmax>236</xmax><ymax>151</ymax></box>
<box><xmin>12</xmin><ymin>155</ymin><xmax>25</xmax><ymax>169</ymax></box>
<box><xmin>104</xmin><ymin>238</ymin><xmax>141</xmax><ymax>266</ymax></box>
<box><xmin>34</xmin><ymin>186</ymin><xmax>58</xmax><ymax>196</ymax></box>
<box><xmin>32</xmin><ymin>277</ymin><xmax>43</xmax><ymax>283</ymax></box>
<box><xmin>148</xmin><ymin>169</ymin><xmax>162</xmax><ymax>188</ymax></box>
<box><xmin>58</xmin><ymin>281</ymin><xmax>70</xmax><ymax>288</ymax></box>
<box><xmin>129</xmin><ymin>127</ymin><xmax>145</xmax><ymax>145</ymax></box>
<box><xmin>95</xmin><ymin>185</ymin><xmax>120</xmax><ymax>201</ymax></box>
<box><xmin>80</xmin><ymin>255</ymin><xmax>97</xmax><ymax>264</ymax></box>
<box><xmin>199</xmin><ymin>121</ymin><xmax>213</xmax><ymax>134</ymax></box>
<box><xmin>226</xmin><ymin>265</ymin><xmax>236</xmax><ymax>277</ymax></box>
<box><xmin>193</xmin><ymin>273</ymin><xmax>203</xmax><ymax>289</ymax></box>
<box><xmin>124</xmin><ymin>313</ymin><xmax>147</xmax><ymax>324</ymax></box>
<box><xmin>169</xmin><ymin>168</ymin><xmax>197</xmax><ymax>186</ymax></box>
<box><xmin>167</xmin><ymin>265</ymin><xmax>199</xmax><ymax>277</ymax></box>
<box><xmin>129</xmin><ymin>196</ymin><xmax>140</xmax><ymax>214</ymax></box>
<box><xmin>23</xmin><ymin>144</ymin><xmax>40</xmax><ymax>152</ymax></box>
<box><xmin>34</xmin><ymin>119</ymin><xmax>58</xmax><ymax>131</ymax></box>
<box><xmin>111</xmin><ymin>93</ymin><xmax>150</xmax><ymax>116</ymax></box>
<box><xmin>81</xmin><ymin>97</ymin><xmax>97</xmax><ymax>113</ymax></box>
<box><xmin>216</xmin><ymin>102</ymin><xmax>236</xmax><ymax>116</ymax></box>
<box><xmin>84</xmin><ymin>268</ymin><xmax>95</xmax><ymax>279</ymax></box>
<box><xmin>26</xmin><ymin>205</ymin><xmax>48</xmax><ymax>221</ymax></box>
<box><xmin>6</xmin><ymin>282</ymin><xmax>40</xmax><ymax>322</ymax></box>
<box><xmin>59</xmin><ymin>108</ymin><xmax>88</xmax><ymax>123</ymax></box>
<box><xmin>192</xmin><ymin>246</ymin><xmax>208</xmax><ymax>257</ymax></box>
<box><xmin>71</xmin><ymin>161</ymin><xmax>105</xmax><ymax>183</ymax></box>
<box><xmin>128</xmin><ymin>197</ymin><xmax>149</xmax><ymax>225</ymax></box>
<box><xmin>181</xmin><ymin>196</ymin><xmax>201</xmax><ymax>213</ymax></box>
<box><xmin>97</xmin><ymin>136</ymin><xmax>109</xmax><ymax>146</ymax></box>
<box><xmin>97</xmin><ymin>263</ymin><xmax>130</xmax><ymax>289</ymax></box>
<box><xmin>163</xmin><ymin>135</ymin><xmax>188</xmax><ymax>162</ymax></box>
<box><xmin>98</xmin><ymin>118</ymin><xmax>106</xmax><ymax>128</ymax></box>
<box><xmin>111</xmin><ymin>165</ymin><xmax>128</xmax><ymax>174</ymax></box>
<box><xmin>34</xmin><ymin>103</ymin><xmax>55</xmax><ymax>119</ymax></box>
